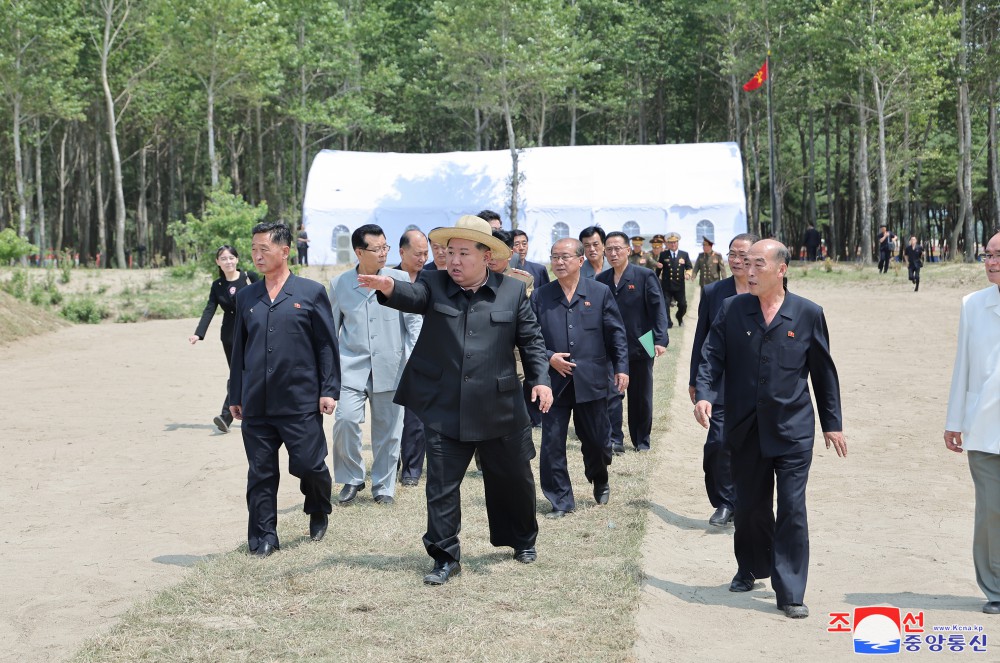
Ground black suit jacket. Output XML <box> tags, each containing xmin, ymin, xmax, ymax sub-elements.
<box><xmin>695</xmin><ymin>292</ymin><xmax>842</xmax><ymax>457</ymax></box>
<box><xmin>379</xmin><ymin>269</ymin><xmax>550</xmax><ymax>441</ymax></box>
<box><xmin>596</xmin><ymin>264</ymin><xmax>670</xmax><ymax>362</ymax></box>
<box><xmin>532</xmin><ymin>277</ymin><xmax>628</xmax><ymax>403</ymax></box>
<box><xmin>229</xmin><ymin>273</ymin><xmax>340</xmax><ymax>417</ymax></box>
<box><xmin>689</xmin><ymin>276</ymin><xmax>737</xmax><ymax>402</ymax></box>
<box><xmin>521</xmin><ymin>260</ymin><xmax>551</xmax><ymax>289</ymax></box>
<box><xmin>193</xmin><ymin>270</ymin><xmax>259</xmax><ymax>344</ymax></box>
<box><xmin>657</xmin><ymin>250</ymin><xmax>692</xmax><ymax>289</ymax></box>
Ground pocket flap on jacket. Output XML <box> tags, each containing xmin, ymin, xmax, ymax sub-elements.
<box><xmin>432</xmin><ymin>302</ymin><xmax>461</xmax><ymax>317</ymax></box>
<box><xmin>497</xmin><ymin>374</ymin><xmax>520</xmax><ymax>392</ymax></box>
<box><xmin>491</xmin><ymin>310</ymin><xmax>514</xmax><ymax>323</ymax></box>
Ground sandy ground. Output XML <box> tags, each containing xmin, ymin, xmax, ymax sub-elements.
<box><xmin>0</xmin><ymin>268</ymin><xmax>990</xmax><ymax>661</ymax></box>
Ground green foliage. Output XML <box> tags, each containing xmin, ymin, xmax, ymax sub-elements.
<box><xmin>60</xmin><ymin>297</ymin><xmax>108</xmax><ymax>324</ymax></box>
<box><xmin>3</xmin><ymin>268</ymin><xmax>30</xmax><ymax>299</ymax></box>
<box><xmin>0</xmin><ymin>229</ymin><xmax>38</xmax><ymax>264</ymax></box>
<box><xmin>58</xmin><ymin>250</ymin><xmax>73</xmax><ymax>284</ymax></box>
<box><xmin>167</xmin><ymin>181</ymin><xmax>268</xmax><ymax>276</ymax></box>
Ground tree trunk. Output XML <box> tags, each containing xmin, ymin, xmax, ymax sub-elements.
<box><xmin>57</xmin><ymin>129</ymin><xmax>68</xmax><ymax>251</ymax></box>
<box><xmin>824</xmin><ymin>106</ymin><xmax>836</xmax><ymax>258</ymax></box>
<box><xmin>207</xmin><ymin>81</ymin><xmax>219</xmax><ymax>188</ymax></box>
<box><xmin>871</xmin><ymin>72</ymin><xmax>889</xmax><ymax>234</ymax></box>
<box><xmin>958</xmin><ymin>0</ymin><xmax>975</xmax><ymax>260</ymax></box>
<box><xmin>137</xmin><ymin>144</ymin><xmax>148</xmax><ymax>259</ymax></box>
<box><xmin>95</xmin><ymin>128</ymin><xmax>107</xmax><ymax>268</ymax></box>
<box><xmin>100</xmin><ymin>1</ymin><xmax>128</xmax><ymax>269</ymax></box>
<box><xmin>503</xmin><ymin>97</ymin><xmax>520</xmax><ymax>228</ymax></box>
<box><xmin>34</xmin><ymin>118</ymin><xmax>46</xmax><ymax>262</ymax></box>
<box><xmin>807</xmin><ymin>106</ymin><xmax>817</xmax><ymax>229</ymax></box>
<box><xmin>569</xmin><ymin>88</ymin><xmax>578</xmax><ymax>147</ymax></box>
<box><xmin>857</xmin><ymin>73</ymin><xmax>873</xmax><ymax>264</ymax></box>
<box><xmin>13</xmin><ymin>94</ymin><xmax>28</xmax><ymax>255</ymax></box>
<box><xmin>989</xmin><ymin>76</ymin><xmax>1000</xmax><ymax>232</ymax></box>
<box><xmin>256</xmin><ymin>105</ymin><xmax>265</xmax><ymax>205</ymax></box>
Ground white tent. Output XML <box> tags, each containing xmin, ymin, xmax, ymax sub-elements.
<box><xmin>302</xmin><ymin>143</ymin><xmax>747</xmax><ymax>265</ymax></box>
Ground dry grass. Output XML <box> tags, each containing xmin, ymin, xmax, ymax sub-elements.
<box><xmin>73</xmin><ymin>331</ymin><xmax>685</xmax><ymax>663</ymax></box>
<box><xmin>0</xmin><ymin>290</ymin><xmax>68</xmax><ymax>344</ymax></box>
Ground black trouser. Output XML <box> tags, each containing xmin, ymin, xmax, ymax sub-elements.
<box><xmin>878</xmin><ymin>249</ymin><xmax>892</xmax><ymax>273</ymax></box>
<box><xmin>399</xmin><ymin>407</ymin><xmax>426</xmax><ymax>481</ymax></box>
<box><xmin>731</xmin><ymin>425</ymin><xmax>813</xmax><ymax>606</ymax></box>
<box><xmin>663</xmin><ymin>284</ymin><xmax>687</xmax><ymax>325</ymax></box>
<box><xmin>704</xmin><ymin>403</ymin><xmax>735</xmax><ymax>510</ymax></box>
<box><xmin>297</xmin><ymin>245</ymin><xmax>309</xmax><ymax>266</ymax></box>
<box><xmin>221</xmin><ymin>340</ymin><xmax>234</xmax><ymax>416</ymax></box>
<box><xmin>806</xmin><ymin>247</ymin><xmax>818</xmax><ymax>261</ymax></box>
<box><xmin>540</xmin><ymin>390</ymin><xmax>611</xmax><ymax>512</ymax></box>
<box><xmin>241</xmin><ymin>412</ymin><xmax>333</xmax><ymax>552</ymax></box>
<box><xmin>609</xmin><ymin>357</ymin><xmax>654</xmax><ymax>450</ymax></box>
<box><xmin>908</xmin><ymin>263</ymin><xmax>920</xmax><ymax>285</ymax></box>
<box><xmin>423</xmin><ymin>426</ymin><xmax>537</xmax><ymax>563</ymax></box>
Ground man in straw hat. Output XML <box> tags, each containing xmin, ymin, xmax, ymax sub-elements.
<box><xmin>358</xmin><ymin>215</ymin><xmax>553</xmax><ymax>586</ymax></box>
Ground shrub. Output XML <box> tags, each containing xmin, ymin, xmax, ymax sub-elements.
<box><xmin>59</xmin><ymin>249</ymin><xmax>73</xmax><ymax>283</ymax></box>
<box><xmin>0</xmin><ymin>228</ymin><xmax>37</xmax><ymax>264</ymax></box>
<box><xmin>4</xmin><ymin>268</ymin><xmax>29</xmax><ymax>299</ymax></box>
<box><xmin>61</xmin><ymin>297</ymin><xmax>108</xmax><ymax>324</ymax></box>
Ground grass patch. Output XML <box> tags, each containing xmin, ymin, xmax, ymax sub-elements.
<box><xmin>73</xmin><ymin>335</ymin><xmax>683</xmax><ymax>662</ymax></box>
<box><xmin>0</xmin><ymin>290</ymin><xmax>68</xmax><ymax>344</ymax></box>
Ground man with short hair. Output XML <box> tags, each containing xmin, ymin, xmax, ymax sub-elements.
<box><xmin>877</xmin><ymin>225</ymin><xmax>896</xmax><ymax>274</ymax></box>
<box><xmin>424</xmin><ymin>235</ymin><xmax>448</xmax><ymax>271</ymax></box>
<box><xmin>534</xmin><ymin>238</ymin><xmax>628</xmax><ymax>518</ymax></box>
<box><xmin>296</xmin><ymin>225</ymin><xmax>310</xmax><ymax>266</ymax></box>
<box><xmin>229</xmin><ymin>221</ymin><xmax>339</xmax><ymax>558</ymax></box>
<box><xmin>944</xmin><ymin>230</ymin><xmax>1000</xmax><ymax>615</ymax></box>
<box><xmin>580</xmin><ymin>226</ymin><xmax>610</xmax><ymax>279</ymax></box>
<box><xmin>329</xmin><ymin>225</ymin><xmax>421</xmax><ymax>507</ymax></box>
<box><xmin>512</xmin><ymin>229</ymin><xmax>551</xmax><ymax>289</ymax></box>
<box><xmin>358</xmin><ymin>216</ymin><xmax>553</xmax><ymax>585</ymax></box>
<box><xmin>657</xmin><ymin>232</ymin><xmax>692</xmax><ymax>327</ymax></box>
<box><xmin>688</xmin><ymin>233</ymin><xmax>758</xmax><ymax>527</ymax></box>
<box><xmin>396</xmin><ymin>229</ymin><xmax>429</xmax><ymax>486</ymax></box>
<box><xmin>694</xmin><ymin>239</ymin><xmax>846</xmax><ymax>619</ymax></box>
<box><xmin>628</xmin><ymin>235</ymin><xmax>657</xmax><ymax>270</ymax></box>
<box><xmin>802</xmin><ymin>224</ymin><xmax>821</xmax><ymax>262</ymax></box>
<box><xmin>650</xmin><ymin>234</ymin><xmax>666</xmax><ymax>277</ymax></box>
<box><xmin>597</xmin><ymin>231</ymin><xmax>669</xmax><ymax>453</ymax></box>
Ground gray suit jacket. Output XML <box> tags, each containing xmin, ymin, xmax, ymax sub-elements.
<box><xmin>378</xmin><ymin>269</ymin><xmax>550</xmax><ymax>441</ymax></box>
<box><xmin>330</xmin><ymin>267</ymin><xmax>421</xmax><ymax>393</ymax></box>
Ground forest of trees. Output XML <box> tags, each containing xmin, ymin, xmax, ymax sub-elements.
<box><xmin>1</xmin><ymin>0</ymin><xmax>997</xmax><ymax>267</ymax></box>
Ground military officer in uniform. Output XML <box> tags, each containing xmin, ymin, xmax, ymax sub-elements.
<box><xmin>628</xmin><ymin>235</ymin><xmax>657</xmax><ymax>271</ymax></box>
<box><xmin>657</xmin><ymin>232</ymin><xmax>692</xmax><ymax>327</ymax></box>
<box><xmin>692</xmin><ymin>237</ymin><xmax>727</xmax><ymax>288</ymax></box>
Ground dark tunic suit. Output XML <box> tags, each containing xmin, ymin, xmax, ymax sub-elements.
<box><xmin>597</xmin><ymin>264</ymin><xmax>670</xmax><ymax>450</ymax></box>
<box><xmin>657</xmin><ymin>249</ymin><xmax>692</xmax><ymax>326</ymax></box>
<box><xmin>229</xmin><ymin>274</ymin><xmax>340</xmax><ymax>553</ymax></box>
<box><xmin>532</xmin><ymin>277</ymin><xmax>628</xmax><ymax>512</ymax></box>
<box><xmin>378</xmin><ymin>269</ymin><xmax>550</xmax><ymax>563</ymax></box>
<box><xmin>689</xmin><ymin>276</ymin><xmax>737</xmax><ymax>512</ymax></box>
<box><xmin>696</xmin><ymin>291</ymin><xmax>842</xmax><ymax>606</ymax></box>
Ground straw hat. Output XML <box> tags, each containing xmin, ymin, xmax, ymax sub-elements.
<box><xmin>428</xmin><ymin>216</ymin><xmax>511</xmax><ymax>260</ymax></box>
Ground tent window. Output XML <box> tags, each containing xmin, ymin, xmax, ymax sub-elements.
<box><xmin>332</xmin><ymin>225</ymin><xmax>351</xmax><ymax>264</ymax></box>
<box><xmin>696</xmin><ymin>220</ymin><xmax>715</xmax><ymax>245</ymax></box>
<box><xmin>551</xmin><ymin>222</ymin><xmax>570</xmax><ymax>245</ymax></box>
<box><xmin>623</xmin><ymin>221</ymin><xmax>641</xmax><ymax>238</ymax></box>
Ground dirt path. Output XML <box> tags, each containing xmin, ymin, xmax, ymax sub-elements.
<box><xmin>634</xmin><ymin>276</ymin><xmax>986</xmax><ymax>660</ymax></box>
<box><xmin>0</xmin><ymin>271</ymin><xmax>989</xmax><ymax>662</ymax></box>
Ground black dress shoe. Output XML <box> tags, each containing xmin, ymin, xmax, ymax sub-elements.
<box><xmin>545</xmin><ymin>509</ymin><xmax>573</xmax><ymax>519</ymax></box>
<box><xmin>514</xmin><ymin>547</ymin><xmax>537</xmax><ymax>563</ymax></box>
<box><xmin>594</xmin><ymin>482</ymin><xmax>610</xmax><ymax>505</ymax></box>
<box><xmin>401</xmin><ymin>477</ymin><xmax>419</xmax><ymax>487</ymax></box>
<box><xmin>337</xmin><ymin>483</ymin><xmax>365</xmax><ymax>506</ymax></box>
<box><xmin>709</xmin><ymin>505</ymin><xmax>734</xmax><ymax>527</ymax></box>
<box><xmin>780</xmin><ymin>603</ymin><xmax>809</xmax><ymax>619</ymax></box>
<box><xmin>213</xmin><ymin>413</ymin><xmax>232</xmax><ymax>433</ymax></box>
<box><xmin>612</xmin><ymin>444</ymin><xmax>625</xmax><ymax>456</ymax></box>
<box><xmin>253</xmin><ymin>541</ymin><xmax>277</xmax><ymax>558</ymax></box>
<box><xmin>729</xmin><ymin>569</ymin><xmax>755</xmax><ymax>592</ymax></box>
<box><xmin>634</xmin><ymin>445</ymin><xmax>650</xmax><ymax>453</ymax></box>
<box><xmin>374</xmin><ymin>494</ymin><xmax>394</xmax><ymax>505</ymax></box>
<box><xmin>423</xmin><ymin>560</ymin><xmax>461</xmax><ymax>585</ymax></box>
<box><xmin>309</xmin><ymin>513</ymin><xmax>328</xmax><ymax>541</ymax></box>
<box><xmin>983</xmin><ymin>602</ymin><xmax>1000</xmax><ymax>614</ymax></box>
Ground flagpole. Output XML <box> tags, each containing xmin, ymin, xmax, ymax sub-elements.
<box><xmin>765</xmin><ymin>50</ymin><xmax>780</xmax><ymax>241</ymax></box>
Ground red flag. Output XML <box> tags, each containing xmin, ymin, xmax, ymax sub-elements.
<box><xmin>742</xmin><ymin>60</ymin><xmax>768</xmax><ymax>92</ymax></box>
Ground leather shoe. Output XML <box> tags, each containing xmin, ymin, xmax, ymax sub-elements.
<box><xmin>253</xmin><ymin>541</ymin><xmax>276</xmax><ymax>559</ymax></box>
<box><xmin>337</xmin><ymin>483</ymin><xmax>365</xmax><ymax>506</ymax></box>
<box><xmin>423</xmin><ymin>560</ymin><xmax>461</xmax><ymax>585</ymax></box>
<box><xmin>781</xmin><ymin>603</ymin><xmax>809</xmax><ymax>619</ymax></box>
<box><xmin>709</xmin><ymin>505</ymin><xmax>734</xmax><ymax>527</ymax></box>
<box><xmin>612</xmin><ymin>444</ymin><xmax>625</xmax><ymax>456</ymax></box>
<box><xmin>309</xmin><ymin>513</ymin><xmax>328</xmax><ymax>541</ymax></box>
<box><xmin>401</xmin><ymin>477</ymin><xmax>419</xmax><ymax>487</ymax></box>
<box><xmin>729</xmin><ymin>570</ymin><xmax>755</xmax><ymax>592</ymax></box>
<box><xmin>213</xmin><ymin>413</ymin><xmax>231</xmax><ymax>433</ymax></box>
<box><xmin>545</xmin><ymin>509</ymin><xmax>573</xmax><ymax>519</ymax></box>
<box><xmin>374</xmin><ymin>494</ymin><xmax>394</xmax><ymax>506</ymax></box>
<box><xmin>514</xmin><ymin>547</ymin><xmax>537</xmax><ymax>564</ymax></box>
<box><xmin>983</xmin><ymin>602</ymin><xmax>1000</xmax><ymax>614</ymax></box>
<box><xmin>593</xmin><ymin>482</ymin><xmax>610</xmax><ymax>505</ymax></box>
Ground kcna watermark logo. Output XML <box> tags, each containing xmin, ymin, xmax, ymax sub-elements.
<box><xmin>828</xmin><ymin>606</ymin><xmax>988</xmax><ymax>654</ymax></box>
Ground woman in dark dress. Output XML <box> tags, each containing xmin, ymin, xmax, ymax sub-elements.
<box><xmin>188</xmin><ymin>245</ymin><xmax>258</xmax><ymax>432</ymax></box>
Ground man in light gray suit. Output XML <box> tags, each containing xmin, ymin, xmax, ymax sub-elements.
<box><xmin>330</xmin><ymin>224</ymin><xmax>421</xmax><ymax>506</ymax></box>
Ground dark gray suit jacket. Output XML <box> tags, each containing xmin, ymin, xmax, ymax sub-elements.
<box><xmin>695</xmin><ymin>291</ymin><xmax>842</xmax><ymax>457</ymax></box>
<box><xmin>379</xmin><ymin>269</ymin><xmax>550</xmax><ymax>441</ymax></box>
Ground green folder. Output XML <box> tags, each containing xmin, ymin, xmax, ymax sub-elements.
<box><xmin>638</xmin><ymin>330</ymin><xmax>655</xmax><ymax>358</ymax></box>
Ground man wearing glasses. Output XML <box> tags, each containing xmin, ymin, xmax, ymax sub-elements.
<box><xmin>944</xmin><ymin>230</ymin><xmax>1000</xmax><ymax>615</ymax></box>
<box><xmin>329</xmin><ymin>224</ymin><xmax>421</xmax><ymax>506</ymax></box>
<box><xmin>597</xmin><ymin>231</ymin><xmax>669</xmax><ymax>453</ymax></box>
<box><xmin>533</xmin><ymin>238</ymin><xmax>629</xmax><ymax>518</ymax></box>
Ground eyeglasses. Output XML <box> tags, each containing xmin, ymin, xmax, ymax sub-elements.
<box><xmin>727</xmin><ymin>252</ymin><xmax>749</xmax><ymax>259</ymax></box>
<box><xmin>361</xmin><ymin>245</ymin><xmax>391</xmax><ymax>254</ymax></box>
<box><xmin>605</xmin><ymin>246</ymin><xmax>628</xmax><ymax>254</ymax></box>
<box><xmin>549</xmin><ymin>254</ymin><xmax>581</xmax><ymax>263</ymax></box>
<box><xmin>982</xmin><ymin>253</ymin><xmax>1000</xmax><ymax>262</ymax></box>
